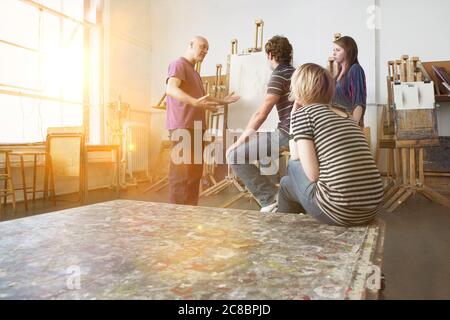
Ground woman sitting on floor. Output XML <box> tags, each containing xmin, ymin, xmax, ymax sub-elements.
<box><xmin>278</xmin><ymin>63</ymin><xmax>383</xmax><ymax>227</ymax></box>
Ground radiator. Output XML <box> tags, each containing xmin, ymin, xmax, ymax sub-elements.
<box><xmin>125</xmin><ymin>122</ymin><xmax>150</xmax><ymax>179</ymax></box>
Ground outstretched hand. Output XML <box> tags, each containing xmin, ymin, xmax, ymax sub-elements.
<box><xmin>194</xmin><ymin>94</ymin><xmax>220</xmax><ymax>111</ymax></box>
<box><xmin>222</xmin><ymin>91</ymin><xmax>240</xmax><ymax>105</ymax></box>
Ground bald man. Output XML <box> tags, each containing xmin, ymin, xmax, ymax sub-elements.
<box><xmin>165</xmin><ymin>36</ymin><xmax>239</xmax><ymax>205</ymax></box>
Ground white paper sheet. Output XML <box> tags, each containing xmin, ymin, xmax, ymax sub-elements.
<box><xmin>393</xmin><ymin>82</ymin><xmax>435</xmax><ymax>110</ymax></box>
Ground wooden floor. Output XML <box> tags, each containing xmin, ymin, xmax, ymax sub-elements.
<box><xmin>1</xmin><ymin>181</ymin><xmax>449</xmax><ymax>300</ymax></box>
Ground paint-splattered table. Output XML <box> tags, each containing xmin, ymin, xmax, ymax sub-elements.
<box><xmin>0</xmin><ymin>200</ymin><xmax>385</xmax><ymax>300</ymax></box>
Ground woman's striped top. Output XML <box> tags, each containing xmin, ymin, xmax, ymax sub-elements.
<box><xmin>291</xmin><ymin>104</ymin><xmax>384</xmax><ymax>226</ymax></box>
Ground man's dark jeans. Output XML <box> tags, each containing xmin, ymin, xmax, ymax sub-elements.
<box><xmin>168</xmin><ymin>128</ymin><xmax>204</xmax><ymax>206</ymax></box>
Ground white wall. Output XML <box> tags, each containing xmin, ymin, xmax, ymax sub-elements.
<box><xmin>103</xmin><ymin>0</ymin><xmax>160</xmax><ymax>172</ymax></box>
<box><xmin>106</xmin><ymin>0</ymin><xmax>152</xmax><ymax>111</ymax></box>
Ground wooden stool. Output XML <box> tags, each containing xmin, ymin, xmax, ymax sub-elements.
<box><xmin>9</xmin><ymin>152</ymin><xmax>56</xmax><ymax>211</ymax></box>
<box><xmin>0</xmin><ymin>150</ymin><xmax>16</xmax><ymax>213</ymax></box>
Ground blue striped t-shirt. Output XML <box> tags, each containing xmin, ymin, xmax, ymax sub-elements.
<box><xmin>267</xmin><ymin>63</ymin><xmax>296</xmax><ymax>134</ymax></box>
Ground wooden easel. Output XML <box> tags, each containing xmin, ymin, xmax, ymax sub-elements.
<box><xmin>218</xmin><ymin>21</ymin><xmax>270</xmax><ymax>208</ymax></box>
<box><xmin>245</xmin><ymin>19</ymin><xmax>264</xmax><ymax>53</ymax></box>
<box><xmin>380</xmin><ymin>55</ymin><xmax>450</xmax><ymax>212</ymax></box>
<box><xmin>327</xmin><ymin>33</ymin><xmax>341</xmax><ymax>78</ymax></box>
<box><xmin>200</xmin><ymin>63</ymin><xmax>227</xmax><ymax>195</ymax></box>
<box><xmin>201</xmin><ymin>21</ymin><xmax>270</xmax><ymax>209</ymax></box>
<box><xmin>199</xmin><ymin>38</ymin><xmax>260</xmax><ymax>209</ymax></box>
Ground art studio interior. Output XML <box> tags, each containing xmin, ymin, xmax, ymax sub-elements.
<box><xmin>0</xmin><ymin>0</ymin><xmax>449</xmax><ymax>300</ymax></box>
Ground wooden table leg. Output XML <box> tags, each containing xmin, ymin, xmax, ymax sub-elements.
<box><xmin>81</xmin><ymin>146</ymin><xmax>87</xmax><ymax>204</ymax></box>
<box><xmin>32</xmin><ymin>154</ymin><xmax>37</xmax><ymax>202</ymax></box>
<box><xmin>48</xmin><ymin>154</ymin><xmax>56</xmax><ymax>206</ymax></box>
<box><xmin>44</xmin><ymin>154</ymin><xmax>48</xmax><ymax>202</ymax></box>
<box><xmin>19</xmin><ymin>155</ymin><xmax>28</xmax><ymax>211</ymax></box>
<box><xmin>6</xmin><ymin>154</ymin><xmax>16</xmax><ymax>212</ymax></box>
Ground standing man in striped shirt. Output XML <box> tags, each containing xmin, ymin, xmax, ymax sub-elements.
<box><xmin>226</xmin><ymin>36</ymin><xmax>295</xmax><ymax>212</ymax></box>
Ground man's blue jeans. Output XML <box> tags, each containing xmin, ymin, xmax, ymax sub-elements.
<box><xmin>227</xmin><ymin>130</ymin><xmax>290</xmax><ymax>207</ymax></box>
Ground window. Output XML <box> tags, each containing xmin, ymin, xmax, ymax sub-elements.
<box><xmin>0</xmin><ymin>0</ymin><xmax>102</xmax><ymax>143</ymax></box>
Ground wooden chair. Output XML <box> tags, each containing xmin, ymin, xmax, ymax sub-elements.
<box><xmin>8</xmin><ymin>151</ymin><xmax>56</xmax><ymax>210</ymax></box>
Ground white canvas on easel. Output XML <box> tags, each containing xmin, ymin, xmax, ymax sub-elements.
<box><xmin>228</xmin><ymin>52</ymin><xmax>279</xmax><ymax>131</ymax></box>
<box><xmin>393</xmin><ymin>81</ymin><xmax>435</xmax><ymax>110</ymax></box>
